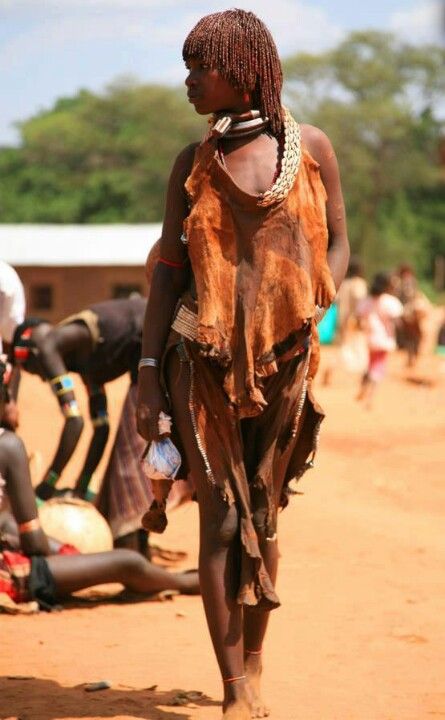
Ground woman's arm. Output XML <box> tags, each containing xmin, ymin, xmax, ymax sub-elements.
<box><xmin>136</xmin><ymin>144</ymin><xmax>197</xmax><ymax>442</ymax></box>
<box><xmin>1</xmin><ymin>431</ymin><xmax>50</xmax><ymax>555</ymax></box>
<box><xmin>33</xmin><ymin>328</ymin><xmax>85</xmax><ymax>487</ymax></box>
<box><xmin>75</xmin><ymin>382</ymin><xmax>110</xmax><ymax>495</ymax></box>
<box><xmin>301</xmin><ymin>125</ymin><xmax>350</xmax><ymax>294</ymax></box>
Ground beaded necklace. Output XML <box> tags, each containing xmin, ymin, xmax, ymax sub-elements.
<box><xmin>210</xmin><ymin>107</ymin><xmax>301</xmax><ymax>206</ymax></box>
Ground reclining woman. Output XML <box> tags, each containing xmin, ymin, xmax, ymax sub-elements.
<box><xmin>0</xmin><ymin>360</ymin><xmax>199</xmax><ymax>611</ymax></box>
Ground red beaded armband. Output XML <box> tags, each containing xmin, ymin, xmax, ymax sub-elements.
<box><xmin>158</xmin><ymin>257</ymin><xmax>186</xmax><ymax>269</ymax></box>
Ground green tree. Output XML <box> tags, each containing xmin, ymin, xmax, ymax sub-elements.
<box><xmin>284</xmin><ymin>31</ymin><xmax>445</xmax><ymax>278</ymax></box>
<box><xmin>0</xmin><ymin>79</ymin><xmax>204</xmax><ymax>223</ymax></box>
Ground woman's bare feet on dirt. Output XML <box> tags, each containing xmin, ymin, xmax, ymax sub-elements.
<box><xmin>222</xmin><ymin>698</ymin><xmax>251</xmax><ymax>719</ymax></box>
<box><xmin>245</xmin><ymin>653</ymin><xmax>270</xmax><ymax>718</ymax></box>
<box><xmin>223</xmin><ymin>680</ymin><xmax>251</xmax><ymax>719</ymax></box>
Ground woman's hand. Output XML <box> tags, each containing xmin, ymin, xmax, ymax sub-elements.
<box><xmin>136</xmin><ymin>369</ymin><xmax>169</xmax><ymax>443</ymax></box>
<box><xmin>315</xmin><ymin>266</ymin><xmax>337</xmax><ymax>308</ymax></box>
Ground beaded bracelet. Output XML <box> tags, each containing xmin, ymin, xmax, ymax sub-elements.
<box><xmin>45</xmin><ymin>469</ymin><xmax>59</xmax><ymax>486</ymax></box>
<box><xmin>138</xmin><ymin>357</ymin><xmax>159</xmax><ymax>370</ymax></box>
<box><xmin>50</xmin><ymin>374</ymin><xmax>75</xmax><ymax>396</ymax></box>
<box><xmin>315</xmin><ymin>305</ymin><xmax>328</xmax><ymax>324</ymax></box>
<box><xmin>62</xmin><ymin>399</ymin><xmax>82</xmax><ymax>418</ymax></box>
<box><xmin>18</xmin><ymin>518</ymin><xmax>41</xmax><ymax>534</ymax></box>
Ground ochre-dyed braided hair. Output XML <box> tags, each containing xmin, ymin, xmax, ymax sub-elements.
<box><xmin>182</xmin><ymin>9</ymin><xmax>284</xmax><ymax>136</ymax></box>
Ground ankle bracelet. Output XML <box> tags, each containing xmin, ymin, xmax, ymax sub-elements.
<box><xmin>223</xmin><ymin>675</ymin><xmax>246</xmax><ymax>684</ymax></box>
<box><xmin>245</xmin><ymin>648</ymin><xmax>262</xmax><ymax>655</ymax></box>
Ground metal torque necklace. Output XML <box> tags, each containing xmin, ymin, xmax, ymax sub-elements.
<box><xmin>208</xmin><ymin>107</ymin><xmax>302</xmax><ymax>207</ymax></box>
<box><xmin>209</xmin><ymin>110</ymin><xmax>270</xmax><ymax>139</ymax></box>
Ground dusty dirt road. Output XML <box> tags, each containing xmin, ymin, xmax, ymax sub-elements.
<box><xmin>1</xmin><ymin>348</ymin><xmax>444</xmax><ymax>720</ymax></box>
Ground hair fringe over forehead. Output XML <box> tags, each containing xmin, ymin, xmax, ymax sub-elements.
<box><xmin>182</xmin><ymin>9</ymin><xmax>284</xmax><ymax>136</ymax></box>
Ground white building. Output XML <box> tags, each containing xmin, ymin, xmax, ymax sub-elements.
<box><xmin>1</xmin><ymin>224</ymin><xmax>161</xmax><ymax>321</ymax></box>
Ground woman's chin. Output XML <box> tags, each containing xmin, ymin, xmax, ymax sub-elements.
<box><xmin>189</xmin><ymin>99</ymin><xmax>210</xmax><ymax>115</ymax></box>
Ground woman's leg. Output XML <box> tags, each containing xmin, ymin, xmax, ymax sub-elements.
<box><xmin>167</xmin><ymin>350</ymin><xmax>250</xmax><ymax>719</ymax></box>
<box><xmin>242</xmin><ymin>477</ymin><xmax>284</xmax><ymax>718</ymax></box>
<box><xmin>114</xmin><ymin>528</ymin><xmax>151</xmax><ymax>558</ymax></box>
<box><xmin>243</xmin><ymin>542</ymin><xmax>277</xmax><ymax>718</ymax></box>
<box><xmin>46</xmin><ymin>549</ymin><xmax>199</xmax><ymax>596</ymax></box>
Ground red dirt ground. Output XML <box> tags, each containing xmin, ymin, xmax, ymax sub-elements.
<box><xmin>1</xmin><ymin>347</ymin><xmax>445</xmax><ymax>720</ymax></box>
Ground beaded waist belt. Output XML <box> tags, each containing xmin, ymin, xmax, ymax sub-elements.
<box><xmin>171</xmin><ymin>304</ymin><xmax>199</xmax><ymax>341</ymax></box>
<box><xmin>172</xmin><ymin>304</ymin><xmax>311</xmax><ymax>363</ymax></box>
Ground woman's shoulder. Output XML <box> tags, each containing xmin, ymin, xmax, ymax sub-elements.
<box><xmin>174</xmin><ymin>142</ymin><xmax>200</xmax><ymax>174</ymax></box>
<box><xmin>168</xmin><ymin>142</ymin><xmax>201</xmax><ymax>192</ymax></box>
<box><xmin>299</xmin><ymin>123</ymin><xmax>334</xmax><ymax>166</ymax></box>
<box><xmin>0</xmin><ymin>428</ymin><xmax>26</xmax><ymax>458</ymax></box>
<box><xmin>0</xmin><ymin>429</ymin><xmax>27</xmax><ymax>484</ymax></box>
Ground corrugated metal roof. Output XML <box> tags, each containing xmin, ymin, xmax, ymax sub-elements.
<box><xmin>0</xmin><ymin>224</ymin><xmax>162</xmax><ymax>266</ymax></box>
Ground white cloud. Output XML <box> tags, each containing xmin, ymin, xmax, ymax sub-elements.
<box><xmin>389</xmin><ymin>0</ymin><xmax>443</xmax><ymax>44</ymax></box>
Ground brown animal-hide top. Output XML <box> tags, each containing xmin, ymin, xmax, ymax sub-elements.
<box><xmin>184</xmin><ymin>138</ymin><xmax>335</xmax><ymax>417</ymax></box>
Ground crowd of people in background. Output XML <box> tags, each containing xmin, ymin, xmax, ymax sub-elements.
<box><xmin>320</xmin><ymin>256</ymin><xmax>443</xmax><ymax>409</ymax></box>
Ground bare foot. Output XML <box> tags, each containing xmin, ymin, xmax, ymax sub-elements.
<box><xmin>222</xmin><ymin>698</ymin><xmax>251</xmax><ymax>719</ymax></box>
<box><xmin>245</xmin><ymin>654</ymin><xmax>270</xmax><ymax>718</ymax></box>
<box><xmin>223</xmin><ymin>680</ymin><xmax>251</xmax><ymax>720</ymax></box>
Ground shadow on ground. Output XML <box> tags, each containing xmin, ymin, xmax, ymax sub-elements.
<box><xmin>0</xmin><ymin>676</ymin><xmax>219</xmax><ymax>720</ymax></box>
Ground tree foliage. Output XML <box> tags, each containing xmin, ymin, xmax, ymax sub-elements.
<box><xmin>283</xmin><ymin>31</ymin><xmax>445</xmax><ymax>277</ymax></box>
<box><xmin>0</xmin><ymin>79</ymin><xmax>204</xmax><ymax>223</ymax></box>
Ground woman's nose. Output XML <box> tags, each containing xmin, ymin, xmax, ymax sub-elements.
<box><xmin>185</xmin><ymin>71</ymin><xmax>196</xmax><ymax>88</ymax></box>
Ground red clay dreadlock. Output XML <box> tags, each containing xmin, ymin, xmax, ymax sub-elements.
<box><xmin>182</xmin><ymin>9</ymin><xmax>284</xmax><ymax>137</ymax></box>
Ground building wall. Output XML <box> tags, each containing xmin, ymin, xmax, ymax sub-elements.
<box><xmin>15</xmin><ymin>265</ymin><xmax>148</xmax><ymax>323</ymax></box>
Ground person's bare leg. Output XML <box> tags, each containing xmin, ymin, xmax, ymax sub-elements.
<box><xmin>46</xmin><ymin>549</ymin><xmax>199</xmax><ymax>596</ymax></box>
<box><xmin>168</xmin><ymin>351</ymin><xmax>250</xmax><ymax>720</ymax></box>
<box><xmin>114</xmin><ymin>528</ymin><xmax>151</xmax><ymax>559</ymax></box>
<box><xmin>356</xmin><ymin>372</ymin><xmax>369</xmax><ymax>401</ymax></box>
<box><xmin>242</xmin><ymin>539</ymin><xmax>278</xmax><ymax>718</ymax></box>
<box><xmin>243</xmin><ymin>425</ymin><xmax>300</xmax><ymax>718</ymax></box>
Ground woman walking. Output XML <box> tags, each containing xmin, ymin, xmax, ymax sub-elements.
<box><xmin>137</xmin><ymin>10</ymin><xmax>349</xmax><ymax>718</ymax></box>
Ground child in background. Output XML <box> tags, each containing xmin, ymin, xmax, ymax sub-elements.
<box><xmin>356</xmin><ymin>272</ymin><xmax>403</xmax><ymax>408</ymax></box>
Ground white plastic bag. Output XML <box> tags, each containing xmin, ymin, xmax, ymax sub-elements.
<box><xmin>143</xmin><ymin>412</ymin><xmax>181</xmax><ymax>480</ymax></box>
<box><xmin>141</xmin><ymin>412</ymin><xmax>181</xmax><ymax>533</ymax></box>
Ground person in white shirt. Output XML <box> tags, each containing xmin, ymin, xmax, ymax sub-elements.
<box><xmin>0</xmin><ymin>260</ymin><xmax>25</xmax><ymax>355</ymax></box>
<box><xmin>356</xmin><ymin>272</ymin><xmax>403</xmax><ymax>408</ymax></box>
<box><xmin>0</xmin><ymin>260</ymin><xmax>25</xmax><ymax>429</ymax></box>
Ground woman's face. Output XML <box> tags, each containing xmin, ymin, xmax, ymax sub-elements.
<box><xmin>185</xmin><ymin>57</ymin><xmax>250</xmax><ymax>115</ymax></box>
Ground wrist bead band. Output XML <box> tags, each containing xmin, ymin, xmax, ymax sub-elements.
<box><xmin>138</xmin><ymin>357</ymin><xmax>159</xmax><ymax>370</ymax></box>
<box><xmin>50</xmin><ymin>374</ymin><xmax>75</xmax><ymax>396</ymax></box>
<box><xmin>158</xmin><ymin>257</ymin><xmax>186</xmax><ymax>269</ymax></box>
<box><xmin>46</xmin><ymin>469</ymin><xmax>59</xmax><ymax>486</ymax></box>
<box><xmin>92</xmin><ymin>413</ymin><xmax>109</xmax><ymax>427</ymax></box>
<box><xmin>18</xmin><ymin>518</ymin><xmax>41</xmax><ymax>534</ymax></box>
<box><xmin>62</xmin><ymin>399</ymin><xmax>81</xmax><ymax>418</ymax></box>
<box><xmin>315</xmin><ymin>305</ymin><xmax>328</xmax><ymax>324</ymax></box>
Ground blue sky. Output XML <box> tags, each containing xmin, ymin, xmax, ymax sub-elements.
<box><xmin>0</xmin><ymin>0</ymin><xmax>442</xmax><ymax>146</ymax></box>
